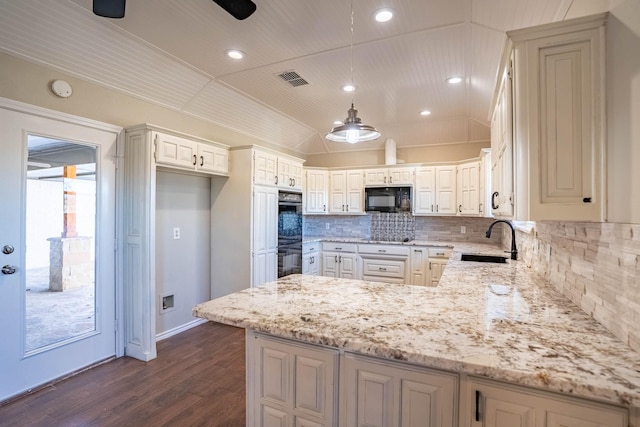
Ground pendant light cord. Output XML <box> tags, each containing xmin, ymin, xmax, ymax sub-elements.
<box><xmin>350</xmin><ymin>0</ymin><xmax>354</xmax><ymax>106</ymax></box>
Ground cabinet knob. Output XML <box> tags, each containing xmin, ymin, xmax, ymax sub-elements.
<box><xmin>583</xmin><ymin>197</ymin><xmax>592</xmax><ymax>203</ymax></box>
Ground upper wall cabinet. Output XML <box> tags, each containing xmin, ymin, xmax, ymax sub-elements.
<box><xmin>154</xmin><ymin>131</ymin><xmax>229</xmax><ymax>176</ymax></box>
<box><xmin>253</xmin><ymin>149</ymin><xmax>304</xmax><ymax>191</ymax></box>
<box><xmin>414</xmin><ymin>166</ymin><xmax>457</xmax><ymax>215</ymax></box>
<box><xmin>500</xmin><ymin>13</ymin><xmax>607</xmax><ymax>221</ymax></box>
<box><xmin>364</xmin><ymin>167</ymin><xmax>415</xmax><ymax>186</ymax></box>
<box><xmin>457</xmin><ymin>161</ymin><xmax>480</xmax><ymax>215</ymax></box>
<box><xmin>329</xmin><ymin>170</ymin><xmax>364</xmax><ymax>214</ymax></box>
<box><xmin>304</xmin><ymin>168</ymin><xmax>329</xmax><ymax>214</ymax></box>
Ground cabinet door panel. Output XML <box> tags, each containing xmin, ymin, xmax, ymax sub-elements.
<box><xmin>294</xmin><ymin>355</ymin><xmax>326</xmax><ymax>416</ymax></box>
<box><xmin>262</xmin><ymin>405</ymin><xmax>290</xmax><ymax>427</ymax></box>
<box><xmin>435</xmin><ymin>167</ymin><xmax>457</xmax><ymax>214</ymax></box>
<box><xmin>322</xmin><ymin>253</ymin><xmax>339</xmax><ymax>277</ymax></box>
<box><xmin>261</xmin><ymin>347</ymin><xmax>290</xmax><ymax>404</ymax></box>
<box><xmin>484</xmin><ymin>397</ymin><xmax>535</xmax><ymax>427</ymax></box>
<box><xmin>198</xmin><ymin>144</ymin><xmax>228</xmax><ymax>174</ymax></box>
<box><xmin>410</xmin><ymin>248</ymin><xmax>427</xmax><ymax>286</ymax></box>
<box><xmin>255</xmin><ymin>151</ymin><xmax>278</xmax><ymax>186</ymax></box>
<box><xmin>340</xmin><ymin>255</ymin><xmax>357</xmax><ymax>279</ymax></box>
<box><xmin>415</xmin><ymin>168</ymin><xmax>435</xmax><ymax>214</ymax></box>
<box><xmin>356</xmin><ymin>370</ymin><xmax>394</xmax><ymax>427</ymax></box>
<box><xmin>346</xmin><ymin>170</ymin><xmax>363</xmax><ymax>212</ymax></box>
<box><xmin>400</xmin><ymin>380</ymin><xmax>437</xmax><ymax>427</ymax></box>
<box><xmin>155</xmin><ymin>133</ymin><xmax>197</xmax><ymax>169</ymax></box>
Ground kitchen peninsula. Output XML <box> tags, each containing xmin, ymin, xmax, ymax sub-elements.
<box><xmin>193</xmin><ymin>243</ymin><xmax>640</xmax><ymax>426</ymax></box>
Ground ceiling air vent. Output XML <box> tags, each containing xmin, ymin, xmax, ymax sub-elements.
<box><xmin>277</xmin><ymin>70</ymin><xmax>309</xmax><ymax>87</ymax></box>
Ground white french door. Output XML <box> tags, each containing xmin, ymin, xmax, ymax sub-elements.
<box><xmin>0</xmin><ymin>101</ymin><xmax>119</xmax><ymax>402</ymax></box>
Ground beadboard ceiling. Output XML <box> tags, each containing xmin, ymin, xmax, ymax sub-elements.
<box><xmin>0</xmin><ymin>0</ymin><xmax>575</xmax><ymax>155</ymax></box>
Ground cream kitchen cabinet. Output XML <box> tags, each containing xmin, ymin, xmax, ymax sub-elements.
<box><xmin>247</xmin><ymin>332</ymin><xmax>339</xmax><ymax>427</ymax></box>
<box><xmin>457</xmin><ymin>161</ymin><xmax>480</xmax><ymax>216</ymax></box>
<box><xmin>414</xmin><ymin>166</ymin><xmax>457</xmax><ymax>215</ymax></box>
<box><xmin>364</xmin><ymin>167</ymin><xmax>414</xmax><ymax>186</ymax></box>
<box><xmin>428</xmin><ymin>247</ymin><xmax>451</xmax><ymax>286</ymax></box>
<box><xmin>466</xmin><ymin>377</ymin><xmax>627</xmax><ymax>427</ymax></box>
<box><xmin>253</xmin><ymin>149</ymin><xmax>278</xmax><ymax>187</ymax></box>
<box><xmin>252</xmin><ymin>185</ymin><xmax>278</xmax><ymax>286</ymax></box>
<box><xmin>344</xmin><ymin>353</ymin><xmax>458</xmax><ymax>427</ymax></box>
<box><xmin>302</xmin><ymin>242</ymin><xmax>321</xmax><ymax>276</ymax></box>
<box><xmin>490</xmin><ymin>66</ymin><xmax>515</xmax><ymax>218</ymax></box>
<box><xmin>359</xmin><ymin>244</ymin><xmax>410</xmax><ymax>284</ymax></box>
<box><xmin>328</xmin><ymin>170</ymin><xmax>364</xmax><ymax>214</ymax></box>
<box><xmin>321</xmin><ymin>242</ymin><xmax>358</xmax><ymax>279</ymax></box>
<box><xmin>409</xmin><ymin>246</ymin><xmax>429</xmax><ymax>286</ymax></box>
<box><xmin>304</xmin><ymin>169</ymin><xmax>329</xmax><ymax>214</ymax></box>
<box><xmin>253</xmin><ymin>149</ymin><xmax>305</xmax><ymax>190</ymax></box>
<box><xmin>277</xmin><ymin>156</ymin><xmax>304</xmax><ymax>191</ymax></box>
<box><xmin>154</xmin><ymin>131</ymin><xmax>229</xmax><ymax>176</ymax></box>
<box><xmin>496</xmin><ymin>14</ymin><xmax>607</xmax><ymax>221</ymax></box>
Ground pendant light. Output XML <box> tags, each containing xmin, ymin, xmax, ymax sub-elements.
<box><xmin>326</xmin><ymin>0</ymin><xmax>380</xmax><ymax>144</ymax></box>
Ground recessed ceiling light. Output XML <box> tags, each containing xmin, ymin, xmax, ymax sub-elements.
<box><xmin>226</xmin><ymin>49</ymin><xmax>245</xmax><ymax>60</ymax></box>
<box><xmin>374</xmin><ymin>8</ymin><xmax>393</xmax><ymax>23</ymax></box>
<box><xmin>446</xmin><ymin>76</ymin><xmax>463</xmax><ymax>84</ymax></box>
<box><xmin>420</xmin><ymin>110</ymin><xmax>432</xmax><ymax>116</ymax></box>
<box><xmin>342</xmin><ymin>84</ymin><xmax>356</xmax><ymax>92</ymax></box>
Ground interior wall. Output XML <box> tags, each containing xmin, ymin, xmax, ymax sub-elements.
<box><xmin>304</xmin><ymin>141</ymin><xmax>490</xmax><ymax>168</ymax></box>
<box><xmin>155</xmin><ymin>170</ymin><xmax>211</xmax><ymax>336</ymax></box>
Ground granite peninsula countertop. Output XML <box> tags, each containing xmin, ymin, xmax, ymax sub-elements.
<box><xmin>193</xmin><ymin>241</ymin><xmax>640</xmax><ymax>408</ymax></box>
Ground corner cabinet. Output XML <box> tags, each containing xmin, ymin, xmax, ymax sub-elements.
<box><xmin>496</xmin><ymin>13</ymin><xmax>607</xmax><ymax>221</ymax></box>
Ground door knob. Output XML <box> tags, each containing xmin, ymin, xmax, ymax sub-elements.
<box><xmin>2</xmin><ymin>265</ymin><xmax>16</xmax><ymax>275</ymax></box>
<box><xmin>2</xmin><ymin>245</ymin><xmax>14</xmax><ymax>255</ymax></box>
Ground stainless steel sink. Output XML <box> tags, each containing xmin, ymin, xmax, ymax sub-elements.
<box><xmin>460</xmin><ymin>253</ymin><xmax>508</xmax><ymax>263</ymax></box>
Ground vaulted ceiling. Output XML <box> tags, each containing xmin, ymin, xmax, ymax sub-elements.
<box><xmin>0</xmin><ymin>0</ymin><xmax>579</xmax><ymax>155</ymax></box>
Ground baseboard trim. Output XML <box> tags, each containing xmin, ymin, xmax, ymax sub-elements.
<box><xmin>155</xmin><ymin>318</ymin><xmax>209</xmax><ymax>342</ymax></box>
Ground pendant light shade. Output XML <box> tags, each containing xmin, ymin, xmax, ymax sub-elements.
<box><xmin>326</xmin><ymin>104</ymin><xmax>381</xmax><ymax>144</ymax></box>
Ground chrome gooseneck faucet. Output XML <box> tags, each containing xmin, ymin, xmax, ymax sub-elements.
<box><xmin>485</xmin><ymin>220</ymin><xmax>518</xmax><ymax>260</ymax></box>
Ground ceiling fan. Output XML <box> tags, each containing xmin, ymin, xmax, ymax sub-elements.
<box><xmin>93</xmin><ymin>0</ymin><xmax>257</xmax><ymax>20</ymax></box>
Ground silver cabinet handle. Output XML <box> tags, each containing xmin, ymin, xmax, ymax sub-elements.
<box><xmin>2</xmin><ymin>265</ymin><xmax>16</xmax><ymax>275</ymax></box>
<box><xmin>339</xmin><ymin>255</ymin><xmax>342</xmax><ymax>263</ymax></box>
<box><xmin>378</xmin><ymin>249</ymin><xmax>386</xmax><ymax>253</ymax></box>
<box><xmin>342</xmin><ymin>204</ymin><xmax>345</xmax><ymax>211</ymax></box>
<box><xmin>436</xmin><ymin>205</ymin><xmax>439</xmax><ymax>212</ymax></box>
<box><xmin>335</xmin><ymin>255</ymin><xmax>338</xmax><ymax>263</ymax></box>
<box><xmin>378</xmin><ymin>267</ymin><xmax>387</xmax><ymax>271</ymax></box>
<box><xmin>335</xmin><ymin>247</ymin><xmax>342</xmax><ymax>250</ymax></box>
<box><xmin>346</xmin><ymin>204</ymin><xmax>349</xmax><ymax>211</ymax></box>
<box><xmin>431</xmin><ymin>205</ymin><xmax>434</xmax><ymax>212</ymax></box>
<box><xmin>414</xmin><ymin>249</ymin><xmax>422</xmax><ymax>252</ymax></box>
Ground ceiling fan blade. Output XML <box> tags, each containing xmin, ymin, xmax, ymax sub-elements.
<box><xmin>93</xmin><ymin>0</ymin><xmax>126</xmax><ymax>18</ymax></box>
<box><xmin>212</xmin><ymin>0</ymin><xmax>256</xmax><ymax>20</ymax></box>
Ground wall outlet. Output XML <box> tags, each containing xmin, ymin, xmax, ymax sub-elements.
<box><xmin>460</xmin><ymin>226</ymin><xmax>466</xmax><ymax>234</ymax></box>
<box><xmin>325</xmin><ymin>223</ymin><xmax>330</xmax><ymax>230</ymax></box>
<box><xmin>173</xmin><ymin>227</ymin><xmax>181</xmax><ymax>240</ymax></box>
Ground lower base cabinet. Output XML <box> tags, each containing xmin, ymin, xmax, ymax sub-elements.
<box><xmin>344</xmin><ymin>353</ymin><xmax>457</xmax><ymax>427</ymax></box>
<box><xmin>247</xmin><ymin>331</ymin><xmax>629</xmax><ymax>427</ymax></box>
<box><xmin>248</xmin><ymin>332</ymin><xmax>339</xmax><ymax>427</ymax></box>
<box><xmin>466</xmin><ymin>377</ymin><xmax>627</xmax><ymax>427</ymax></box>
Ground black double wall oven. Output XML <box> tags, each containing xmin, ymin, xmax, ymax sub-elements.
<box><xmin>277</xmin><ymin>191</ymin><xmax>302</xmax><ymax>278</ymax></box>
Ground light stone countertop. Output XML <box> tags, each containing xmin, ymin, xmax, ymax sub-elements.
<box><xmin>193</xmin><ymin>241</ymin><xmax>640</xmax><ymax>408</ymax></box>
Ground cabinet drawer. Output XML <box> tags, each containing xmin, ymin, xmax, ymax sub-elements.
<box><xmin>322</xmin><ymin>242</ymin><xmax>357</xmax><ymax>253</ymax></box>
<box><xmin>362</xmin><ymin>258</ymin><xmax>406</xmax><ymax>279</ymax></box>
<box><xmin>358</xmin><ymin>244</ymin><xmax>410</xmax><ymax>257</ymax></box>
<box><xmin>428</xmin><ymin>247</ymin><xmax>452</xmax><ymax>258</ymax></box>
<box><xmin>303</xmin><ymin>242</ymin><xmax>320</xmax><ymax>255</ymax></box>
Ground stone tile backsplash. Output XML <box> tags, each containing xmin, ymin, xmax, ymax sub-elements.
<box><xmin>304</xmin><ymin>214</ymin><xmax>501</xmax><ymax>244</ymax></box>
<box><xmin>508</xmin><ymin>221</ymin><xmax>640</xmax><ymax>353</ymax></box>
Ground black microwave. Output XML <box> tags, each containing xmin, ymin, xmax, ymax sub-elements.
<box><xmin>365</xmin><ymin>186</ymin><xmax>412</xmax><ymax>212</ymax></box>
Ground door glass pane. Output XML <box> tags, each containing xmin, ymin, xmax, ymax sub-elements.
<box><xmin>25</xmin><ymin>136</ymin><xmax>97</xmax><ymax>353</ymax></box>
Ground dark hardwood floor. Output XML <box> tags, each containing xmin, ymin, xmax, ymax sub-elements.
<box><xmin>0</xmin><ymin>322</ymin><xmax>246</xmax><ymax>427</ymax></box>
